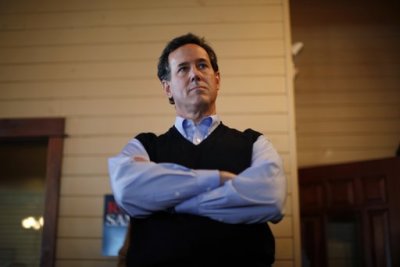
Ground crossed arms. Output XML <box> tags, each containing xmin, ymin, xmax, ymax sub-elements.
<box><xmin>108</xmin><ymin>135</ymin><xmax>286</xmax><ymax>224</ymax></box>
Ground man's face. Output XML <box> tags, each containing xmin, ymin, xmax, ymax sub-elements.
<box><xmin>162</xmin><ymin>44</ymin><xmax>220</xmax><ymax>117</ymax></box>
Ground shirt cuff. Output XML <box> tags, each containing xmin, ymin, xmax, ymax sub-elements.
<box><xmin>174</xmin><ymin>194</ymin><xmax>200</xmax><ymax>214</ymax></box>
<box><xmin>174</xmin><ymin>169</ymin><xmax>219</xmax><ymax>215</ymax></box>
<box><xmin>195</xmin><ymin>169</ymin><xmax>220</xmax><ymax>192</ymax></box>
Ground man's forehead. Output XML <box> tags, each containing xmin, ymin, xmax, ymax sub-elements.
<box><xmin>168</xmin><ymin>44</ymin><xmax>211</xmax><ymax>65</ymax></box>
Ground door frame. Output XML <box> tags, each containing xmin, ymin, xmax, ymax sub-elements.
<box><xmin>0</xmin><ymin>117</ymin><xmax>65</xmax><ymax>267</ymax></box>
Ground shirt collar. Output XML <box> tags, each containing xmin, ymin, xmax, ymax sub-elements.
<box><xmin>174</xmin><ymin>115</ymin><xmax>221</xmax><ymax>143</ymax></box>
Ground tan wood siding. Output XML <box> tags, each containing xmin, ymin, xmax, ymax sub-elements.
<box><xmin>0</xmin><ymin>0</ymin><xmax>300</xmax><ymax>266</ymax></box>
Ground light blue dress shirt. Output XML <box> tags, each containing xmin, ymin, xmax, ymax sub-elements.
<box><xmin>108</xmin><ymin>116</ymin><xmax>286</xmax><ymax>224</ymax></box>
<box><xmin>176</xmin><ymin>115</ymin><xmax>218</xmax><ymax>145</ymax></box>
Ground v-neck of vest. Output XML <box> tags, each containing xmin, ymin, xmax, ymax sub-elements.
<box><xmin>172</xmin><ymin>123</ymin><xmax>225</xmax><ymax>147</ymax></box>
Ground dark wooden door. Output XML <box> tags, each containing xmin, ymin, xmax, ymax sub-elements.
<box><xmin>299</xmin><ymin>157</ymin><xmax>400</xmax><ymax>267</ymax></box>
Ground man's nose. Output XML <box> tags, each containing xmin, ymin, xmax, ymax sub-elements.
<box><xmin>189</xmin><ymin>66</ymin><xmax>201</xmax><ymax>82</ymax></box>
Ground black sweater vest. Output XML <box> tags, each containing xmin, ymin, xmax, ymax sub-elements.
<box><xmin>127</xmin><ymin>124</ymin><xmax>275</xmax><ymax>267</ymax></box>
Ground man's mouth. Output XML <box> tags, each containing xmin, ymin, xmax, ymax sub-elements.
<box><xmin>189</xmin><ymin>85</ymin><xmax>207</xmax><ymax>92</ymax></box>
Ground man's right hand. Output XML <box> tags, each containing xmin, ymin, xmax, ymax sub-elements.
<box><xmin>219</xmin><ymin>170</ymin><xmax>236</xmax><ymax>184</ymax></box>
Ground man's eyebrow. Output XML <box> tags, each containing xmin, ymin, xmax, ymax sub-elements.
<box><xmin>177</xmin><ymin>62</ymin><xmax>189</xmax><ymax>67</ymax></box>
<box><xmin>197</xmin><ymin>58</ymin><xmax>209</xmax><ymax>63</ymax></box>
<box><xmin>175</xmin><ymin>58</ymin><xmax>209</xmax><ymax>67</ymax></box>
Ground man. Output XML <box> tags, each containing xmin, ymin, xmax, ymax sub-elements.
<box><xmin>109</xmin><ymin>33</ymin><xmax>286</xmax><ymax>267</ymax></box>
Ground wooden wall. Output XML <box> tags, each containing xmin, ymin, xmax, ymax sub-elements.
<box><xmin>0</xmin><ymin>1</ymin><xmax>300</xmax><ymax>266</ymax></box>
<box><xmin>290</xmin><ymin>0</ymin><xmax>400</xmax><ymax>167</ymax></box>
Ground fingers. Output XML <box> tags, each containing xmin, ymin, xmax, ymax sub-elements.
<box><xmin>132</xmin><ymin>156</ymin><xmax>149</xmax><ymax>162</ymax></box>
<box><xmin>219</xmin><ymin>170</ymin><xmax>236</xmax><ymax>184</ymax></box>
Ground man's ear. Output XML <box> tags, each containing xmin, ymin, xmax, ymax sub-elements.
<box><xmin>161</xmin><ymin>80</ymin><xmax>172</xmax><ymax>98</ymax></box>
<box><xmin>215</xmin><ymin>71</ymin><xmax>221</xmax><ymax>91</ymax></box>
<box><xmin>162</xmin><ymin>80</ymin><xmax>175</xmax><ymax>105</ymax></box>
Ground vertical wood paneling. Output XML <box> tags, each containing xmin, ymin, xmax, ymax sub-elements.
<box><xmin>283</xmin><ymin>0</ymin><xmax>302</xmax><ymax>265</ymax></box>
<box><xmin>0</xmin><ymin>0</ymin><xmax>300</xmax><ymax>266</ymax></box>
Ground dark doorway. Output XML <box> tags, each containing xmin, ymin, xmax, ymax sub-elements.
<box><xmin>0</xmin><ymin>118</ymin><xmax>65</xmax><ymax>267</ymax></box>
<box><xmin>0</xmin><ymin>138</ymin><xmax>47</xmax><ymax>267</ymax></box>
<box><xmin>299</xmin><ymin>157</ymin><xmax>400</xmax><ymax>267</ymax></box>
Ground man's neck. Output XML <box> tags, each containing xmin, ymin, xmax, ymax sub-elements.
<box><xmin>176</xmin><ymin>106</ymin><xmax>216</xmax><ymax>124</ymax></box>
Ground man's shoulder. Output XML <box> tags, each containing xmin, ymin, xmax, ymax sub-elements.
<box><xmin>135</xmin><ymin>127</ymin><xmax>178</xmax><ymax>143</ymax></box>
<box><xmin>219</xmin><ymin>123</ymin><xmax>262</xmax><ymax>141</ymax></box>
<box><xmin>135</xmin><ymin>132</ymin><xmax>157</xmax><ymax>142</ymax></box>
<box><xmin>243</xmin><ymin>128</ymin><xmax>262</xmax><ymax>139</ymax></box>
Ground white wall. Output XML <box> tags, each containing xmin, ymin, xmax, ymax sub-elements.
<box><xmin>0</xmin><ymin>1</ymin><xmax>300</xmax><ymax>266</ymax></box>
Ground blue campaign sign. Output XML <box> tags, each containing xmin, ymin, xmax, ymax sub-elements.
<box><xmin>102</xmin><ymin>194</ymin><xmax>129</xmax><ymax>256</ymax></box>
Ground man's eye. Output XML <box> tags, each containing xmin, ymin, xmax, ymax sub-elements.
<box><xmin>198</xmin><ymin>63</ymin><xmax>208</xmax><ymax>69</ymax></box>
<box><xmin>178</xmin><ymin>66</ymin><xmax>188</xmax><ymax>73</ymax></box>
